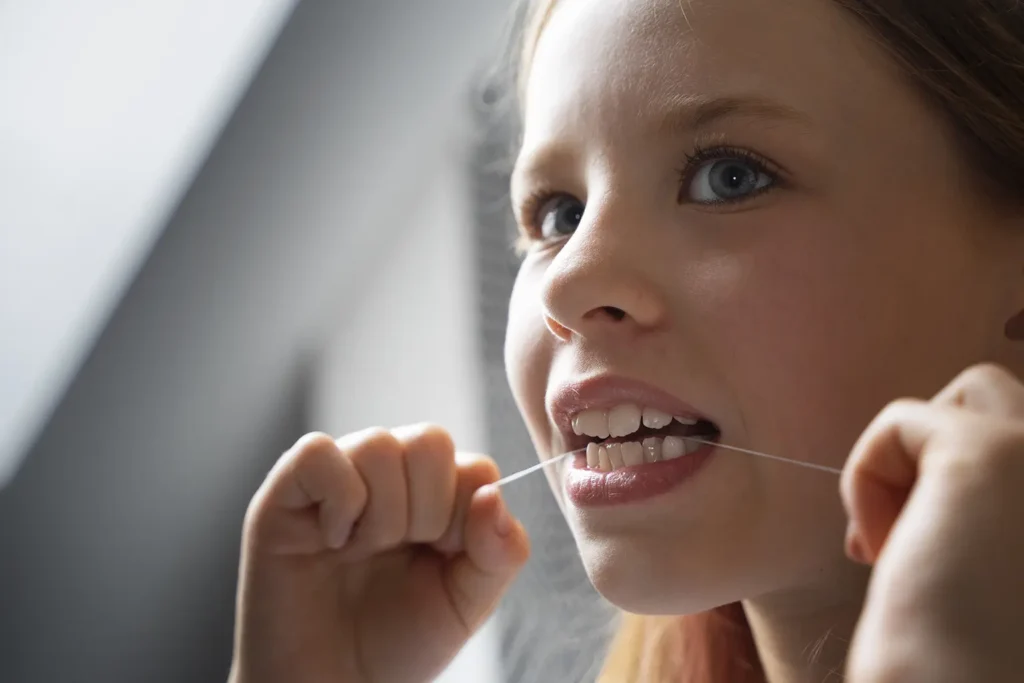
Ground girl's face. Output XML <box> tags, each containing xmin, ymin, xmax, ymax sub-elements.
<box><xmin>505</xmin><ymin>0</ymin><xmax>1023</xmax><ymax>614</ymax></box>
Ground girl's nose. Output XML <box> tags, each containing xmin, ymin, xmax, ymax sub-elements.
<box><xmin>541</xmin><ymin>203</ymin><xmax>667</xmax><ymax>342</ymax></box>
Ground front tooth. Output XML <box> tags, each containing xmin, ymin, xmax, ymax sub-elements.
<box><xmin>586</xmin><ymin>442</ymin><xmax>600</xmax><ymax>469</ymax></box>
<box><xmin>662</xmin><ymin>436</ymin><xmax>686</xmax><ymax>460</ymax></box>
<box><xmin>576</xmin><ymin>409</ymin><xmax>610</xmax><ymax>438</ymax></box>
<box><xmin>598</xmin><ymin>445</ymin><xmax>612</xmax><ymax>472</ymax></box>
<box><xmin>621</xmin><ymin>442</ymin><xmax>644</xmax><ymax>467</ymax></box>
<box><xmin>572</xmin><ymin>415</ymin><xmax>583</xmax><ymax>435</ymax></box>
<box><xmin>608</xmin><ymin>404</ymin><xmax>642</xmax><ymax>438</ymax></box>
<box><xmin>674</xmin><ymin>415</ymin><xmax>699</xmax><ymax>426</ymax></box>
<box><xmin>606</xmin><ymin>443</ymin><xmax>625</xmax><ymax>469</ymax></box>
<box><xmin>642</xmin><ymin>437</ymin><xmax>661</xmax><ymax>463</ymax></box>
<box><xmin>642</xmin><ymin>407</ymin><xmax>672</xmax><ymax>429</ymax></box>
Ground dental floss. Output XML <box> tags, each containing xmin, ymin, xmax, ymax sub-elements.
<box><xmin>493</xmin><ymin>449</ymin><xmax>581</xmax><ymax>487</ymax></box>
<box><xmin>493</xmin><ymin>436</ymin><xmax>841</xmax><ymax>488</ymax></box>
<box><xmin>679</xmin><ymin>436</ymin><xmax>843</xmax><ymax>475</ymax></box>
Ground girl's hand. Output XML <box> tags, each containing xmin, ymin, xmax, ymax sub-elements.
<box><xmin>229</xmin><ymin>425</ymin><xmax>530</xmax><ymax>683</ymax></box>
<box><xmin>842</xmin><ymin>363</ymin><xmax>1024</xmax><ymax>683</ymax></box>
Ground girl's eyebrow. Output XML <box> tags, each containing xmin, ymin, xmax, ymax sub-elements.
<box><xmin>510</xmin><ymin>95</ymin><xmax>812</xmax><ymax>198</ymax></box>
<box><xmin>510</xmin><ymin>142</ymin><xmax>577</xmax><ymax>204</ymax></box>
<box><xmin>651</xmin><ymin>94</ymin><xmax>813</xmax><ymax>136</ymax></box>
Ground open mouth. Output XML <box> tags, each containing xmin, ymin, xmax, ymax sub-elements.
<box><xmin>567</xmin><ymin>404</ymin><xmax>720</xmax><ymax>473</ymax></box>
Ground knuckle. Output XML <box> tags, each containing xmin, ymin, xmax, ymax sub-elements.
<box><xmin>962</xmin><ymin>362</ymin><xmax>1016</xmax><ymax>389</ymax></box>
<box><xmin>355</xmin><ymin>425</ymin><xmax>396</xmax><ymax>445</ymax></box>
<box><xmin>362</xmin><ymin>426</ymin><xmax>402</xmax><ymax>450</ymax></box>
<box><xmin>454</xmin><ymin>452</ymin><xmax>501</xmax><ymax>486</ymax></box>
<box><xmin>344</xmin><ymin>427</ymin><xmax>402</xmax><ymax>462</ymax></box>
<box><xmin>455</xmin><ymin>451</ymin><xmax>496</xmax><ymax>468</ymax></box>
<box><xmin>263</xmin><ymin>432</ymin><xmax>336</xmax><ymax>484</ymax></box>
<box><xmin>470</xmin><ymin>456</ymin><xmax>501</xmax><ymax>485</ymax></box>
<box><xmin>882</xmin><ymin>397</ymin><xmax>921</xmax><ymax>415</ymax></box>
<box><xmin>291</xmin><ymin>431</ymin><xmax>337</xmax><ymax>457</ymax></box>
<box><xmin>402</xmin><ymin>423</ymin><xmax>456</xmax><ymax>456</ymax></box>
<box><xmin>243</xmin><ymin>486</ymin><xmax>274</xmax><ymax>536</ymax></box>
<box><xmin>872</xmin><ymin>397</ymin><xmax>922</xmax><ymax>429</ymax></box>
<box><xmin>283</xmin><ymin>432</ymin><xmax>342</xmax><ymax>473</ymax></box>
<box><xmin>845</xmin><ymin>398</ymin><xmax>925</xmax><ymax>478</ymax></box>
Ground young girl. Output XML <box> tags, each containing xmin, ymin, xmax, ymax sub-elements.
<box><xmin>228</xmin><ymin>0</ymin><xmax>1024</xmax><ymax>681</ymax></box>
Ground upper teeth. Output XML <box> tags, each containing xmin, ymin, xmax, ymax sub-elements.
<box><xmin>571</xmin><ymin>404</ymin><xmax>699</xmax><ymax>439</ymax></box>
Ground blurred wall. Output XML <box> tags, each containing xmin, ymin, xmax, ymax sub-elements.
<box><xmin>0</xmin><ymin>0</ymin><xmax>296</xmax><ymax>487</ymax></box>
<box><xmin>310</xmin><ymin>124</ymin><xmax>500</xmax><ymax>683</ymax></box>
<box><xmin>0</xmin><ymin>1</ymin><xmax>513</xmax><ymax>681</ymax></box>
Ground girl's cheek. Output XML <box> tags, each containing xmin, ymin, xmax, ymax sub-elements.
<box><xmin>505</xmin><ymin>270</ymin><xmax>536</xmax><ymax>376</ymax></box>
<box><xmin>505</xmin><ymin>267</ymin><xmax>555</xmax><ymax>435</ymax></box>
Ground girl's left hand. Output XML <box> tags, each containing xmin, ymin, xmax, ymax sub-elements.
<box><xmin>841</xmin><ymin>363</ymin><xmax>1024</xmax><ymax>683</ymax></box>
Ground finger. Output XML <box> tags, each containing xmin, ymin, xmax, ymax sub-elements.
<box><xmin>933</xmin><ymin>362</ymin><xmax>1024</xmax><ymax>418</ymax></box>
<box><xmin>431</xmin><ymin>453</ymin><xmax>501</xmax><ymax>555</ymax></box>
<box><xmin>339</xmin><ymin>427</ymin><xmax>409</xmax><ymax>559</ymax></box>
<box><xmin>442</xmin><ymin>485</ymin><xmax>530</xmax><ymax>634</ymax></box>
<box><xmin>392</xmin><ymin>424</ymin><xmax>458</xmax><ymax>543</ymax></box>
<box><xmin>249</xmin><ymin>432</ymin><xmax>367</xmax><ymax>552</ymax></box>
<box><xmin>841</xmin><ymin>399</ymin><xmax>957</xmax><ymax>564</ymax></box>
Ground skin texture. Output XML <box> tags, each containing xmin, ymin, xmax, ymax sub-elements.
<box><xmin>505</xmin><ymin>0</ymin><xmax>1024</xmax><ymax>679</ymax></box>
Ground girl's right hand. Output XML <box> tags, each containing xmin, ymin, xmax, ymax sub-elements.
<box><xmin>228</xmin><ymin>425</ymin><xmax>530</xmax><ymax>683</ymax></box>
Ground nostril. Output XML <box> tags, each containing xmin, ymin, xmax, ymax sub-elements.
<box><xmin>603</xmin><ymin>306</ymin><xmax>626</xmax><ymax>321</ymax></box>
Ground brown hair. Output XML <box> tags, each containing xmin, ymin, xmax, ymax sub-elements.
<box><xmin>515</xmin><ymin>0</ymin><xmax>1024</xmax><ymax>680</ymax></box>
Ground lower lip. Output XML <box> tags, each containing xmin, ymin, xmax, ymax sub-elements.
<box><xmin>564</xmin><ymin>443</ymin><xmax>716</xmax><ymax>506</ymax></box>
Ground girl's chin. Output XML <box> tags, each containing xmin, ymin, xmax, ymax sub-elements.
<box><xmin>575</xmin><ymin>540</ymin><xmax>748</xmax><ymax>616</ymax></box>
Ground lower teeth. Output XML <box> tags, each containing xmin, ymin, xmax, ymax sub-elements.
<box><xmin>586</xmin><ymin>434</ymin><xmax>712</xmax><ymax>472</ymax></box>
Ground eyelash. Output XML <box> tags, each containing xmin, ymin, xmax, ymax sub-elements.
<box><xmin>516</xmin><ymin>187</ymin><xmax>573</xmax><ymax>248</ymax></box>
<box><xmin>516</xmin><ymin>144</ymin><xmax>785</xmax><ymax>243</ymax></box>
<box><xmin>677</xmin><ymin>144</ymin><xmax>783</xmax><ymax>203</ymax></box>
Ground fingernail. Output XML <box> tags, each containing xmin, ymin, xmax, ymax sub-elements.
<box><xmin>491</xmin><ymin>491</ymin><xmax>512</xmax><ymax>537</ymax></box>
<box><xmin>329</xmin><ymin>521</ymin><xmax>351</xmax><ymax>550</ymax></box>
<box><xmin>845</xmin><ymin>524</ymin><xmax>869</xmax><ymax>565</ymax></box>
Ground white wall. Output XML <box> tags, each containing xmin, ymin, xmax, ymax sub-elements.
<box><xmin>311</xmin><ymin>127</ymin><xmax>501</xmax><ymax>683</ymax></box>
<box><xmin>0</xmin><ymin>0</ymin><xmax>296</xmax><ymax>487</ymax></box>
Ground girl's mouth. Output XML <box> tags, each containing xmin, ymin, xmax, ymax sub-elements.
<box><xmin>565</xmin><ymin>403</ymin><xmax>720</xmax><ymax>472</ymax></box>
<box><xmin>548</xmin><ymin>378</ymin><xmax>722</xmax><ymax>506</ymax></box>
<box><xmin>561</xmin><ymin>404</ymin><xmax>720</xmax><ymax>506</ymax></box>
<box><xmin>561</xmin><ymin>403</ymin><xmax>720</xmax><ymax>505</ymax></box>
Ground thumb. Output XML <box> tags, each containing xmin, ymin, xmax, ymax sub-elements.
<box><xmin>442</xmin><ymin>485</ymin><xmax>530</xmax><ymax>633</ymax></box>
<box><xmin>840</xmin><ymin>399</ymin><xmax>947</xmax><ymax>565</ymax></box>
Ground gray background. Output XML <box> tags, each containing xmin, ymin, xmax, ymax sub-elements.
<box><xmin>0</xmin><ymin>1</ymin><xmax>612</xmax><ymax>681</ymax></box>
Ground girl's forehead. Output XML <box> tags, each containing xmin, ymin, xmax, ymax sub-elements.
<box><xmin>519</xmin><ymin>0</ymin><xmax>898</xmax><ymax>162</ymax></box>
<box><xmin>526</xmin><ymin>0</ymin><xmax>694</xmax><ymax>119</ymax></box>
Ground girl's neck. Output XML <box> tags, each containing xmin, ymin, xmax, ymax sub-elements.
<box><xmin>743</xmin><ymin>563</ymin><xmax>871</xmax><ymax>683</ymax></box>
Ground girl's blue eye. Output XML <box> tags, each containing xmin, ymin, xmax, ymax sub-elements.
<box><xmin>537</xmin><ymin>195</ymin><xmax>585</xmax><ymax>239</ymax></box>
<box><xmin>686</xmin><ymin>157</ymin><xmax>774</xmax><ymax>204</ymax></box>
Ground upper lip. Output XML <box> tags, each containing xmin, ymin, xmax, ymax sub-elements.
<box><xmin>547</xmin><ymin>374</ymin><xmax>713</xmax><ymax>451</ymax></box>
